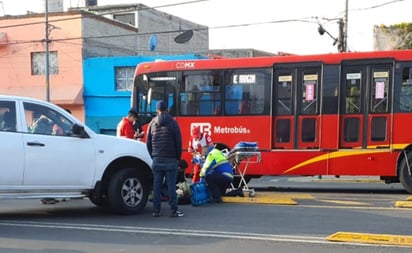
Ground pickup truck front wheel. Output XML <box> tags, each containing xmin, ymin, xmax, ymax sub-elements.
<box><xmin>107</xmin><ymin>168</ymin><xmax>149</xmax><ymax>215</ymax></box>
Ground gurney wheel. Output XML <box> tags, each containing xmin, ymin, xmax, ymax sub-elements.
<box><xmin>248</xmin><ymin>189</ymin><xmax>255</xmax><ymax>197</ymax></box>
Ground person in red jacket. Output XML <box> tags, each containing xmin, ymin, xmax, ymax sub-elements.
<box><xmin>188</xmin><ymin>125</ymin><xmax>213</xmax><ymax>183</ymax></box>
<box><xmin>116</xmin><ymin>108</ymin><xmax>143</xmax><ymax>139</ymax></box>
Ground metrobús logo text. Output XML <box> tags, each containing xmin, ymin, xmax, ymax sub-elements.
<box><xmin>213</xmin><ymin>126</ymin><xmax>250</xmax><ymax>134</ymax></box>
<box><xmin>190</xmin><ymin>123</ymin><xmax>251</xmax><ymax>136</ymax></box>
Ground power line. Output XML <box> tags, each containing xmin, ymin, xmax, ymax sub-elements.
<box><xmin>351</xmin><ymin>0</ymin><xmax>405</xmax><ymax>11</ymax></box>
<box><xmin>0</xmin><ymin>0</ymin><xmax>408</xmax><ymax>52</ymax></box>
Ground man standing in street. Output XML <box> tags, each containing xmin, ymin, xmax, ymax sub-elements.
<box><xmin>117</xmin><ymin>108</ymin><xmax>143</xmax><ymax>139</ymax></box>
<box><xmin>146</xmin><ymin>100</ymin><xmax>184</xmax><ymax>217</ymax></box>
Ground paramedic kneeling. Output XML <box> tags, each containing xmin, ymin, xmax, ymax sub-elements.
<box><xmin>199</xmin><ymin>147</ymin><xmax>233</xmax><ymax>203</ymax></box>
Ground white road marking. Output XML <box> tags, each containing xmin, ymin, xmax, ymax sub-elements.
<box><xmin>0</xmin><ymin>220</ymin><xmax>404</xmax><ymax>248</ymax></box>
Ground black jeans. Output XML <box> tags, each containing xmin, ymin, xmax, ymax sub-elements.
<box><xmin>205</xmin><ymin>173</ymin><xmax>232</xmax><ymax>200</ymax></box>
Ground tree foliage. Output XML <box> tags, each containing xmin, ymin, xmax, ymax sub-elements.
<box><xmin>380</xmin><ymin>22</ymin><xmax>412</xmax><ymax>49</ymax></box>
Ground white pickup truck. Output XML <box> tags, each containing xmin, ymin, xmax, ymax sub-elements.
<box><xmin>0</xmin><ymin>95</ymin><xmax>153</xmax><ymax>215</ymax></box>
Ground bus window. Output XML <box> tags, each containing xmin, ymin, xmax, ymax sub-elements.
<box><xmin>400</xmin><ymin>67</ymin><xmax>412</xmax><ymax>112</ymax></box>
<box><xmin>224</xmin><ymin>69</ymin><xmax>270</xmax><ymax>115</ymax></box>
<box><xmin>276</xmin><ymin>119</ymin><xmax>291</xmax><ymax>142</ymax></box>
<box><xmin>371</xmin><ymin>116</ymin><xmax>387</xmax><ymax>141</ymax></box>
<box><xmin>277</xmin><ymin>75</ymin><xmax>292</xmax><ymax>115</ymax></box>
<box><xmin>343</xmin><ymin>117</ymin><xmax>360</xmax><ymax>142</ymax></box>
<box><xmin>301</xmin><ymin>118</ymin><xmax>316</xmax><ymax>142</ymax></box>
<box><xmin>321</xmin><ymin>65</ymin><xmax>339</xmax><ymax>114</ymax></box>
<box><xmin>345</xmin><ymin>72</ymin><xmax>361</xmax><ymax>114</ymax></box>
<box><xmin>370</xmin><ymin>70</ymin><xmax>389</xmax><ymax>113</ymax></box>
<box><xmin>301</xmin><ymin>73</ymin><xmax>318</xmax><ymax>114</ymax></box>
<box><xmin>135</xmin><ymin>73</ymin><xmax>177</xmax><ymax>122</ymax></box>
<box><xmin>180</xmin><ymin>72</ymin><xmax>221</xmax><ymax>116</ymax></box>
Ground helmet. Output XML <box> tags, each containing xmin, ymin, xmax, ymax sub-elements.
<box><xmin>191</xmin><ymin>126</ymin><xmax>201</xmax><ymax>139</ymax></box>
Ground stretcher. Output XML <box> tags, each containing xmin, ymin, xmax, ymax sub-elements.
<box><xmin>226</xmin><ymin>142</ymin><xmax>261</xmax><ymax>197</ymax></box>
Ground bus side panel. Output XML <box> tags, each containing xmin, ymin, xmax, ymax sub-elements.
<box><xmin>320</xmin><ymin>114</ymin><xmax>339</xmax><ymax>150</ymax></box>
<box><xmin>327</xmin><ymin>150</ymin><xmax>399</xmax><ymax>176</ymax></box>
<box><xmin>177</xmin><ymin>115</ymin><xmax>272</xmax><ymax>177</ymax></box>
<box><xmin>176</xmin><ymin>116</ymin><xmax>272</xmax><ymax>151</ymax></box>
<box><xmin>392</xmin><ymin>114</ymin><xmax>412</xmax><ymax>148</ymax></box>
<box><xmin>246</xmin><ymin>150</ymin><xmax>398</xmax><ymax>177</ymax></box>
<box><xmin>246</xmin><ymin>151</ymin><xmax>328</xmax><ymax>176</ymax></box>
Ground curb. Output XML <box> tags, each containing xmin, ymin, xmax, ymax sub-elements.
<box><xmin>327</xmin><ymin>232</ymin><xmax>412</xmax><ymax>246</ymax></box>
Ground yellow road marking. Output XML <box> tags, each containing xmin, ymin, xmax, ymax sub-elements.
<box><xmin>406</xmin><ymin>196</ymin><xmax>412</xmax><ymax>201</ymax></box>
<box><xmin>221</xmin><ymin>192</ymin><xmax>314</xmax><ymax>205</ymax></box>
<box><xmin>394</xmin><ymin>201</ymin><xmax>412</xmax><ymax>208</ymax></box>
<box><xmin>327</xmin><ymin>232</ymin><xmax>412</xmax><ymax>246</ymax></box>
<box><xmin>222</xmin><ymin>196</ymin><xmax>297</xmax><ymax>205</ymax></box>
<box><xmin>319</xmin><ymin>200</ymin><xmax>371</xmax><ymax>206</ymax></box>
<box><xmin>254</xmin><ymin>192</ymin><xmax>315</xmax><ymax>200</ymax></box>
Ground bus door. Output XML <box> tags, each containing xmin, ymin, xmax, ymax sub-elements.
<box><xmin>339</xmin><ymin>62</ymin><xmax>392</xmax><ymax>149</ymax></box>
<box><xmin>273</xmin><ymin>64</ymin><xmax>321</xmax><ymax>149</ymax></box>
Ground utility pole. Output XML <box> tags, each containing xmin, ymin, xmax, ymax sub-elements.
<box><xmin>45</xmin><ymin>0</ymin><xmax>50</xmax><ymax>101</ymax></box>
<box><xmin>336</xmin><ymin>0</ymin><xmax>348</xmax><ymax>52</ymax></box>
<box><xmin>338</xmin><ymin>19</ymin><xmax>345</xmax><ymax>52</ymax></box>
<box><xmin>343</xmin><ymin>0</ymin><xmax>349</xmax><ymax>52</ymax></box>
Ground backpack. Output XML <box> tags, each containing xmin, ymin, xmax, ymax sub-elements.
<box><xmin>190</xmin><ymin>181</ymin><xmax>210</xmax><ymax>206</ymax></box>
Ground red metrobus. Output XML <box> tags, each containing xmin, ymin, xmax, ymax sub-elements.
<box><xmin>132</xmin><ymin>50</ymin><xmax>412</xmax><ymax>193</ymax></box>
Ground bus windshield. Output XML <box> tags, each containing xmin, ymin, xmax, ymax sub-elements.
<box><xmin>135</xmin><ymin>71</ymin><xmax>178</xmax><ymax>124</ymax></box>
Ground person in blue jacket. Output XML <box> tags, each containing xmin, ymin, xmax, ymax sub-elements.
<box><xmin>199</xmin><ymin>147</ymin><xmax>234</xmax><ymax>203</ymax></box>
<box><xmin>146</xmin><ymin>100</ymin><xmax>184</xmax><ymax>217</ymax></box>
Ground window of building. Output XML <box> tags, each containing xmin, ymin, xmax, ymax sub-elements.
<box><xmin>115</xmin><ymin>67</ymin><xmax>135</xmax><ymax>91</ymax></box>
<box><xmin>31</xmin><ymin>51</ymin><xmax>58</xmax><ymax>75</ymax></box>
<box><xmin>113</xmin><ymin>13</ymin><xmax>136</xmax><ymax>26</ymax></box>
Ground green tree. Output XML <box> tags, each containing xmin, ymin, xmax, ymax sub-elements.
<box><xmin>380</xmin><ymin>22</ymin><xmax>412</xmax><ymax>49</ymax></box>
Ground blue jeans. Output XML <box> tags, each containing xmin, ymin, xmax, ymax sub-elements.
<box><xmin>152</xmin><ymin>157</ymin><xmax>178</xmax><ymax>213</ymax></box>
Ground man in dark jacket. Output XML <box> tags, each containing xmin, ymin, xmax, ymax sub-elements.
<box><xmin>146</xmin><ymin>100</ymin><xmax>183</xmax><ymax>217</ymax></box>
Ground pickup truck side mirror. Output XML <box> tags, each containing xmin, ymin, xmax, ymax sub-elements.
<box><xmin>72</xmin><ymin>124</ymin><xmax>90</xmax><ymax>138</ymax></box>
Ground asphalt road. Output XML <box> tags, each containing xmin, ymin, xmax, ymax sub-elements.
<box><xmin>0</xmin><ymin>177</ymin><xmax>410</xmax><ymax>253</ymax></box>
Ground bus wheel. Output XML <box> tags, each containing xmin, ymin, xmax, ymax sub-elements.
<box><xmin>399</xmin><ymin>153</ymin><xmax>412</xmax><ymax>193</ymax></box>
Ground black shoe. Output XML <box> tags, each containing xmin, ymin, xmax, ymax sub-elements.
<box><xmin>170</xmin><ymin>210</ymin><xmax>184</xmax><ymax>217</ymax></box>
<box><xmin>152</xmin><ymin>211</ymin><xmax>160</xmax><ymax>217</ymax></box>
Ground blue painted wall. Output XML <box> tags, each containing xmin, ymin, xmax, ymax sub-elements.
<box><xmin>83</xmin><ymin>54</ymin><xmax>207</xmax><ymax>134</ymax></box>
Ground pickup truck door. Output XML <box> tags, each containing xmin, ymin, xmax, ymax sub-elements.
<box><xmin>0</xmin><ymin>100</ymin><xmax>24</xmax><ymax>185</ymax></box>
<box><xmin>22</xmin><ymin>102</ymin><xmax>95</xmax><ymax>187</ymax></box>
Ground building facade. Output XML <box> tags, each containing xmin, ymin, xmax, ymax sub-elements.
<box><xmin>84</xmin><ymin>3</ymin><xmax>209</xmax><ymax>56</ymax></box>
<box><xmin>0</xmin><ymin>10</ymin><xmax>139</xmax><ymax>121</ymax></box>
<box><xmin>0</xmin><ymin>5</ymin><xmax>210</xmax><ymax>128</ymax></box>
